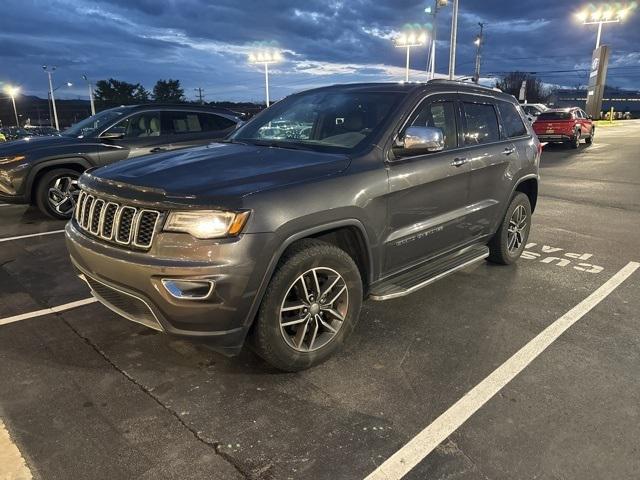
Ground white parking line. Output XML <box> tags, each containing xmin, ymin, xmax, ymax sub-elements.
<box><xmin>0</xmin><ymin>229</ymin><xmax>65</xmax><ymax>243</ymax></box>
<box><xmin>365</xmin><ymin>261</ymin><xmax>640</xmax><ymax>480</ymax></box>
<box><xmin>0</xmin><ymin>419</ymin><xmax>32</xmax><ymax>480</ymax></box>
<box><xmin>0</xmin><ymin>298</ymin><xmax>97</xmax><ymax>327</ymax></box>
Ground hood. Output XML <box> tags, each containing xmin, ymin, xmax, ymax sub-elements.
<box><xmin>90</xmin><ymin>142</ymin><xmax>350</xmax><ymax>201</ymax></box>
<box><xmin>0</xmin><ymin>135</ymin><xmax>83</xmax><ymax>156</ymax></box>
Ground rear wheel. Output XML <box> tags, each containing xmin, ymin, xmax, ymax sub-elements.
<box><xmin>570</xmin><ymin>130</ymin><xmax>581</xmax><ymax>149</ymax></box>
<box><xmin>252</xmin><ymin>239</ymin><xmax>362</xmax><ymax>371</ymax></box>
<box><xmin>487</xmin><ymin>192</ymin><xmax>532</xmax><ymax>265</ymax></box>
<box><xmin>585</xmin><ymin>127</ymin><xmax>595</xmax><ymax>145</ymax></box>
<box><xmin>35</xmin><ymin>168</ymin><xmax>81</xmax><ymax>219</ymax></box>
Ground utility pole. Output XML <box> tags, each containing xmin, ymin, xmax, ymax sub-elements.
<box><xmin>473</xmin><ymin>22</ymin><xmax>485</xmax><ymax>84</ymax></box>
<box><xmin>448</xmin><ymin>0</ymin><xmax>459</xmax><ymax>80</ymax></box>
<box><xmin>194</xmin><ymin>87</ymin><xmax>205</xmax><ymax>104</ymax></box>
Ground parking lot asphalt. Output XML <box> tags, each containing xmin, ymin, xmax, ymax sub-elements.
<box><xmin>1</xmin><ymin>121</ymin><xmax>639</xmax><ymax>480</ymax></box>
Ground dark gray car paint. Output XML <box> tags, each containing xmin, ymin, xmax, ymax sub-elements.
<box><xmin>66</xmin><ymin>81</ymin><xmax>540</xmax><ymax>354</ymax></box>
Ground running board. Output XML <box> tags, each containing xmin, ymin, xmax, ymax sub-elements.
<box><xmin>369</xmin><ymin>245</ymin><xmax>489</xmax><ymax>301</ymax></box>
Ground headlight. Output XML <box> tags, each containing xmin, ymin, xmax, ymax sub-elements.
<box><xmin>164</xmin><ymin>210</ymin><xmax>250</xmax><ymax>239</ymax></box>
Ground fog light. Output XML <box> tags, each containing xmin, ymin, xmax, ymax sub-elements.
<box><xmin>161</xmin><ymin>279</ymin><xmax>215</xmax><ymax>300</ymax></box>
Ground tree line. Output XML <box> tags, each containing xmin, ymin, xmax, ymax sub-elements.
<box><xmin>95</xmin><ymin>78</ymin><xmax>187</xmax><ymax>107</ymax></box>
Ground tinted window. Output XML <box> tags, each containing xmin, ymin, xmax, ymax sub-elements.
<box><xmin>110</xmin><ymin>112</ymin><xmax>161</xmax><ymax>138</ymax></box>
<box><xmin>163</xmin><ymin>111</ymin><xmax>205</xmax><ymax>135</ymax></box>
<box><xmin>462</xmin><ymin>102</ymin><xmax>500</xmax><ymax>145</ymax></box>
<box><xmin>198</xmin><ymin>113</ymin><xmax>237</xmax><ymax>131</ymax></box>
<box><xmin>497</xmin><ymin>102</ymin><xmax>527</xmax><ymax>138</ymax></box>
<box><xmin>411</xmin><ymin>101</ymin><xmax>457</xmax><ymax>150</ymax></box>
<box><xmin>537</xmin><ymin>111</ymin><xmax>572</xmax><ymax>121</ymax></box>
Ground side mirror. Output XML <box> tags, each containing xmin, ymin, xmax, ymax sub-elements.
<box><xmin>588</xmin><ymin>115</ymin><xmax>593</xmax><ymax>120</ymax></box>
<box><xmin>399</xmin><ymin>126</ymin><xmax>445</xmax><ymax>153</ymax></box>
<box><xmin>99</xmin><ymin>127</ymin><xmax>126</xmax><ymax>140</ymax></box>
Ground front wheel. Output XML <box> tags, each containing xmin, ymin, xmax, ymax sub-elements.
<box><xmin>35</xmin><ymin>168</ymin><xmax>81</xmax><ymax>219</ymax></box>
<box><xmin>487</xmin><ymin>192</ymin><xmax>532</xmax><ymax>265</ymax></box>
<box><xmin>252</xmin><ymin>239</ymin><xmax>362</xmax><ymax>371</ymax></box>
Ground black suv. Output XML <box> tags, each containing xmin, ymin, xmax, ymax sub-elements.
<box><xmin>66</xmin><ymin>81</ymin><xmax>540</xmax><ymax>371</ymax></box>
<box><xmin>0</xmin><ymin>104</ymin><xmax>242</xmax><ymax>218</ymax></box>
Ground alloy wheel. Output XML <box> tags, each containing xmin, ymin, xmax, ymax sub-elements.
<box><xmin>507</xmin><ymin>205</ymin><xmax>527</xmax><ymax>253</ymax></box>
<box><xmin>47</xmin><ymin>175</ymin><xmax>79</xmax><ymax>216</ymax></box>
<box><xmin>279</xmin><ymin>267</ymin><xmax>349</xmax><ymax>352</ymax></box>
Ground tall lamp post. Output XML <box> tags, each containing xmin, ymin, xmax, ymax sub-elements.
<box><xmin>248</xmin><ymin>49</ymin><xmax>282</xmax><ymax>107</ymax></box>
<box><xmin>82</xmin><ymin>75</ymin><xmax>96</xmax><ymax>115</ymax></box>
<box><xmin>448</xmin><ymin>0</ymin><xmax>460</xmax><ymax>79</ymax></box>
<box><xmin>576</xmin><ymin>4</ymin><xmax>632</xmax><ymax>49</ymax></box>
<box><xmin>394</xmin><ymin>31</ymin><xmax>428</xmax><ymax>82</ymax></box>
<box><xmin>5</xmin><ymin>86</ymin><xmax>20</xmax><ymax>126</ymax></box>
<box><xmin>473</xmin><ymin>22</ymin><xmax>485</xmax><ymax>84</ymax></box>
<box><xmin>425</xmin><ymin>0</ymin><xmax>449</xmax><ymax>80</ymax></box>
<box><xmin>42</xmin><ymin>66</ymin><xmax>59</xmax><ymax>130</ymax></box>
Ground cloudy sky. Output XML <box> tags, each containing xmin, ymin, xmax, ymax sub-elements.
<box><xmin>1</xmin><ymin>0</ymin><xmax>639</xmax><ymax>102</ymax></box>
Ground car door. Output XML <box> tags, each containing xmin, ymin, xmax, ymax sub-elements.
<box><xmin>458</xmin><ymin>94</ymin><xmax>515</xmax><ymax>239</ymax></box>
<box><xmin>161</xmin><ymin>111</ymin><xmax>238</xmax><ymax>151</ymax></box>
<box><xmin>383</xmin><ymin>93</ymin><xmax>473</xmax><ymax>274</ymax></box>
<box><xmin>98</xmin><ymin>111</ymin><xmax>168</xmax><ymax>164</ymax></box>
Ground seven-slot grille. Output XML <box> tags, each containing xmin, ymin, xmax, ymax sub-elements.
<box><xmin>74</xmin><ymin>190</ymin><xmax>161</xmax><ymax>250</ymax></box>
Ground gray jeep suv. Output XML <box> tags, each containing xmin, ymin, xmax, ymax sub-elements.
<box><xmin>65</xmin><ymin>81</ymin><xmax>540</xmax><ymax>371</ymax></box>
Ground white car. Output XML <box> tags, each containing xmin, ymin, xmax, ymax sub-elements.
<box><xmin>521</xmin><ymin>103</ymin><xmax>548</xmax><ymax>123</ymax></box>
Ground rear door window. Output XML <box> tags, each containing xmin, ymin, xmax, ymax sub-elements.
<box><xmin>461</xmin><ymin>102</ymin><xmax>500</xmax><ymax>145</ymax></box>
<box><xmin>497</xmin><ymin>102</ymin><xmax>528</xmax><ymax>138</ymax></box>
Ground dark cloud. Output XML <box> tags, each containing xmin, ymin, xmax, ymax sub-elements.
<box><xmin>1</xmin><ymin>0</ymin><xmax>639</xmax><ymax>102</ymax></box>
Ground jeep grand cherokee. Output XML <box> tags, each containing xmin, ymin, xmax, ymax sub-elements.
<box><xmin>65</xmin><ymin>80</ymin><xmax>540</xmax><ymax>371</ymax></box>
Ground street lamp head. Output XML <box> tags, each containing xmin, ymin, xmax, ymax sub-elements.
<box><xmin>577</xmin><ymin>3</ymin><xmax>635</xmax><ymax>24</ymax></box>
<box><xmin>82</xmin><ymin>74</ymin><xmax>88</xmax><ymax>81</ymax></box>
<box><xmin>4</xmin><ymin>86</ymin><xmax>20</xmax><ymax>97</ymax></box>
<box><xmin>248</xmin><ymin>49</ymin><xmax>282</xmax><ymax>65</ymax></box>
<box><xmin>66</xmin><ymin>82</ymin><xmax>73</xmax><ymax>87</ymax></box>
<box><xmin>474</xmin><ymin>36</ymin><xmax>481</xmax><ymax>46</ymax></box>
<box><xmin>394</xmin><ymin>29</ymin><xmax>428</xmax><ymax>47</ymax></box>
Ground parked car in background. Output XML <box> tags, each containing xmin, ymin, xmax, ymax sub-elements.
<box><xmin>23</xmin><ymin>125</ymin><xmax>59</xmax><ymax>136</ymax></box>
<box><xmin>0</xmin><ymin>127</ymin><xmax>35</xmax><ymax>141</ymax></box>
<box><xmin>66</xmin><ymin>80</ymin><xmax>540</xmax><ymax>371</ymax></box>
<box><xmin>533</xmin><ymin>107</ymin><xmax>594</xmax><ymax>149</ymax></box>
<box><xmin>520</xmin><ymin>103</ymin><xmax>548</xmax><ymax>123</ymax></box>
<box><xmin>0</xmin><ymin>104</ymin><xmax>242</xmax><ymax>218</ymax></box>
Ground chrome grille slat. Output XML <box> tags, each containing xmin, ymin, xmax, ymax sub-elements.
<box><xmin>74</xmin><ymin>189</ymin><xmax>161</xmax><ymax>251</ymax></box>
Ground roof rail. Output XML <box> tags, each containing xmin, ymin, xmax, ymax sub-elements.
<box><xmin>427</xmin><ymin>79</ymin><xmax>499</xmax><ymax>92</ymax></box>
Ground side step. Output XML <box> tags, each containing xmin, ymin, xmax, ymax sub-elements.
<box><xmin>369</xmin><ymin>245</ymin><xmax>489</xmax><ymax>301</ymax></box>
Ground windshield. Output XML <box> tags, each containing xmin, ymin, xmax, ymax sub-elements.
<box><xmin>231</xmin><ymin>90</ymin><xmax>403</xmax><ymax>153</ymax></box>
<box><xmin>63</xmin><ymin>108</ymin><xmax>129</xmax><ymax>138</ymax></box>
<box><xmin>537</xmin><ymin>111</ymin><xmax>572</xmax><ymax>121</ymax></box>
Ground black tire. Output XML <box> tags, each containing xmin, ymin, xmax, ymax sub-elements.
<box><xmin>35</xmin><ymin>168</ymin><xmax>81</xmax><ymax>219</ymax></box>
<box><xmin>570</xmin><ymin>130</ymin><xmax>581</xmax><ymax>149</ymax></box>
<box><xmin>252</xmin><ymin>239</ymin><xmax>363</xmax><ymax>371</ymax></box>
<box><xmin>487</xmin><ymin>192</ymin><xmax>532</xmax><ymax>265</ymax></box>
<box><xmin>585</xmin><ymin>128</ymin><xmax>594</xmax><ymax>145</ymax></box>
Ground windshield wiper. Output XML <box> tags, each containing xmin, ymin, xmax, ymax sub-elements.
<box><xmin>245</xmin><ymin>139</ymin><xmax>311</xmax><ymax>151</ymax></box>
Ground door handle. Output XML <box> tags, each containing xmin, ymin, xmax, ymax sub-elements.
<box><xmin>503</xmin><ymin>147</ymin><xmax>516</xmax><ymax>155</ymax></box>
<box><xmin>150</xmin><ymin>147</ymin><xmax>167</xmax><ymax>153</ymax></box>
<box><xmin>450</xmin><ymin>157</ymin><xmax>468</xmax><ymax>167</ymax></box>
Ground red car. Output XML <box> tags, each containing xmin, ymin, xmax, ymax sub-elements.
<box><xmin>533</xmin><ymin>107</ymin><xmax>594</xmax><ymax>149</ymax></box>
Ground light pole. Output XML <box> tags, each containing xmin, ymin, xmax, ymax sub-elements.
<box><xmin>576</xmin><ymin>4</ymin><xmax>632</xmax><ymax>49</ymax></box>
<box><xmin>5</xmin><ymin>86</ymin><xmax>20</xmax><ymax>126</ymax></box>
<box><xmin>425</xmin><ymin>0</ymin><xmax>449</xmax><ymax>80</ymax></box>
<box><xmin>394</xmin><ymin>31</ymin><xmax>428</xmax><ymax>82</ymax></box>
<box><xmin>82</xmin><ymin>75</ymin><xmax>96</xmax><ymax>115</ymax></box>
<box><xmin>248</xmin><ymin>49</ymin><xmax>282</xmax><ymax>107</ymax></box>
<box><xmin>43</xmin><ymin>66</ymin><xmax>59</xmax><ymax>130</ymax></box>
<box><xmin>473</xmin><ymin>22</ymin><xmax>485</xmax><ymax>84</ymax></box>
<box><xmin>448</xmin><ymin>0</ymin><xmax>459</xmax><ymax>79</ymax></box>
<box><xmin>48</xmin><ymin>82</ymin><xmax>72</xmax><ymax>128</ymax></box>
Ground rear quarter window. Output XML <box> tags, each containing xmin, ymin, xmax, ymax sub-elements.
<box><xmin>497</xmin><ymin>102</ymin><xmax>528</xmax><ymax>138</ymax></box>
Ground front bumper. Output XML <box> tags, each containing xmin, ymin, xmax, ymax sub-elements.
<box><xmin>65</xmin><ymin>221</ymin><xmax>275</xmax><ymax>355</ymax></box>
